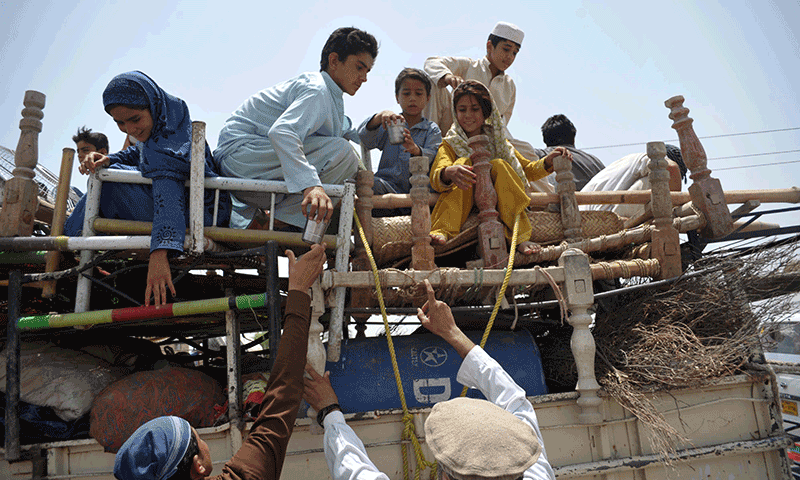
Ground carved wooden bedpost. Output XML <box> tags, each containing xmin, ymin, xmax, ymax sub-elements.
<box><xmin>0</xmin><ymin>91</ymin><xmax>45</xmax><ymax>237</ymax></box>
<box><xmin>665</xmin><ymin>95</ymin><xmax>733</xmax><ymax>238</ymax></box>
<box><xmin>647</xmin><ymin>142</ymin><xmax>682</xmax><ymax>279</ymax></box>
<box><xmin>560</xmin><ymin>248</ymin><xmax>602</xmax><ymax>424</ymax></box>
<box><xmin>470</xmin><ymin>135</ymin><xmax>508</xmax><ymax>268</ymax></box>
<box><xmin>554</xmin><ymin>152</ymin><xmax>583</xmax><ymax>243</ymax></box>
<box><xmin>350</xmin><ymin>169</ymin><xmax>374</xmax><ymax>336</ymax></box>
<box><xmin>410</xmin><ymin>156</ymin><xmax>435</xmax><ymax>270</ymax></box>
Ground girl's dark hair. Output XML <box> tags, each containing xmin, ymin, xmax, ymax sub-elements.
<box><xmin>103</xmin><ymin>103</ymin><xmax>149</xmax><ymax>115</ymax></box>
<box><xmin>320</xmin><ymin>27</ymin><xmax>379</xmax><ymax>71</ymax></box>
<box><xmin>394</xmin><ymin>68</ymin><xmax>432</xmax><ymax>96</ymax></box>
<box><xmin>452</xmin><ymin>80</ymin><xmax>492</xmax><ymax>119</ymax></box>
<box><xmin>165</xmin><ymin>430</ymin><xmax>199</xmax><ymax>480</ymax></box>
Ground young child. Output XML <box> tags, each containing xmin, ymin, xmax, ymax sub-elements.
<box><xmin>424</xmin><ymin>21</ymin><xmax>552</xmax><ymax>194</ymax></box>
<box><xmin>214</xmin><ymin>27</ymin><xmax>379</xmax><ymax>230</ymax></box>
<box><xmin>64</xmin><ymin>71</ymin><xmax>231</xmax><ymax>307</ymax></box>
<box><xmin>428</xmin><ymin>81</ymin><xmax>571</xmax><ymax>255</ymax></box>
<box><xmin>358</xmin><ymin>67</ymin><xmax>442</xmax><ymax>216</ymax></box>
<box><xmin>72</xmin><ymin>126</ymin><xmax>109</xmax><ymax>163</ymax></box>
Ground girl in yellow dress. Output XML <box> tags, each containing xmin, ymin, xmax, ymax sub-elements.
<box><xmin>429</xmin><ymin>80</ymin><xmax>571</xmax><ymax>254</ymax></box>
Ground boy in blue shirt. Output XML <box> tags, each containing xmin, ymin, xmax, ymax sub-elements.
<box><xmin>358</xmin><ymin>68</ymin><xmax>442</xmax><ymax>216</ymax></box>
<box><xmin>215</xmin><ymin>27</ymin><xmax>379</xmax><ymax>229</ymax></box>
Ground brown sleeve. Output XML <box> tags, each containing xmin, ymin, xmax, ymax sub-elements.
<box><xmin>219</xmin><ymin>289</ymin><xmax>311</xmax><ymax>480</ymax></box>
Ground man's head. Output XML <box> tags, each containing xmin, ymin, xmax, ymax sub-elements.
<box><xmin>320</xmin><ymin>27</ymin><xmax>379</xmax><ymax>96</ymax></box>
<box><xmin>424</xmin><ymin>398</ymin><xmax>540</xmax><ymax>480</ymax></box>
<box><xmin>395</xmin><ymin>68</ymin><xmax>432</xmax><ymax>119</ymax></box>
<box><xmin>114</xmin><ymin>416</ymin><xmax>212</xmax><ymax>480</ymax></box>
<box><xmin>486</xmin><ymin>21</ymin><xmax>523</xmax><ymax>74</ymax></box>
<box><xmin>665</xmin><ymin>143</ymin><xmax>688</xmax><ymax>183</ymax></box>
<box><xmin>541</xmin><ymin>114</ymin><xmax>576</xmax><ymax>147</ymax></box>
<box><xmin>72</xmin><ymin>126</ymin><xmax>109</xmax><ymax>161</ymax></box>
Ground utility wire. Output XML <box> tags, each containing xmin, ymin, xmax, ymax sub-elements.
<box><xmin>715</xmin><ymin>159</ymin><xmax>800</xmax><ymax>171</ymax></box>
<box><xmin>584</xmin><ymin>126</ymin><xmax>800</xmax><ymax>150</ymax></box>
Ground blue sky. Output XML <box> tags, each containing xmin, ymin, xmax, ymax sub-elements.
<box><xmin>1</xmin><ymin>0</ymin><xmax>798</xmax><ymax>236</ymax></box>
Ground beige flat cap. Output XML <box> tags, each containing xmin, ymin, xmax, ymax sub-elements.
<box><xmin>424</xmin><ymin>397</ymin><xmax>540</xmax><ymax>479</ymax></box>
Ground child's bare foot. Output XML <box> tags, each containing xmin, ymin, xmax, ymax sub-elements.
<box><xmin>430</xmin><ymin>233</ymin><xmax>447</xmax><ymax>245</ymax></box>
<box><xmin>517</xmin><ymin>241</ymin><xmax>541</xmax><ymax>255</ymax></box>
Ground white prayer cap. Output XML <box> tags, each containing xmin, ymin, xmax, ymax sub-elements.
<box><xmin>491</xmin><ymin>21</ymin><xmax>524</xmax><ymax>46</ymax></box>
<box><xmin>424</xmin><ymin>397</ymin><xmax>540</xmax><ymax>479</ymax></box>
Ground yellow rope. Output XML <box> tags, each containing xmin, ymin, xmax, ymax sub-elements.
<box><xmin>460</xmin><ymin>213</ymin><xmax>521</xmax><ymax>397</ymax></box>
<box><xmin>353</xmin><ymin>210</ymin><xmax>437</xmax><ymax>480</ymax></box>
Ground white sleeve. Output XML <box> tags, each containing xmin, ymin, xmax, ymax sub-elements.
<box><xmin>323</xmin><ymin>411</ymin><xmax>391</xmax><ymax>480</ymax></box>
<box><xmin>423</xmin><ymin>56</ymin><xmax>473</xmax><ymax>84</ymax></box>
<box><xmin>456</xmin><ymin>346</ymin><xmax>556</xmax><ymax>480</ymax></box>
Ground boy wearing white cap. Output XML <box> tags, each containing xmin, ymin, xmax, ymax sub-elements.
<box><xmin>423</xmin><ymin>22</ymin><xmax>553</xmax><ymax>194</ymax></box>
<box><xmin>304</xmin><ymin>279</ymin><xmax>555</xmax><ymax>480</ymax></box>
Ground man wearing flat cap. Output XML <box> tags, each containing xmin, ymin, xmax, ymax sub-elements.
<box><xmin>304</xmin><ymin>279</ymin><xmax>555</xmax><ymax>480</ymax></box>
<box><xmin>423</xmin><ymin>21</ymin><xmax>553</xmax><ymax>194</ymax></box>
<box><xmin>113</xmin><ymin>244</ymin><xmax>328</xmax><ymax>480</ymax></box>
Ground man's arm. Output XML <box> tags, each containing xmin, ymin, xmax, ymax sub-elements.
<box><xmin>423</xmin><ymin>56</ymin><xmax>472</xmax><ymax>89</ymax></box>
<box><xmin>304</xmin><ymin>365</ymin><xmax>390</xmax><ymax>480</ymax></box>
<box><xmin>417</xmin><ymin>279</ymin><xmax>556</xmax><ymax>480</ymax></box>
<box><xmin>221</xmin><ymin>244</ymin><xmax>327</xmax><ymax>480</ymax></box>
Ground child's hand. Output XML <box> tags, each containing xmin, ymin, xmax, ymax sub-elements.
<box><xmin>401</xmin><ymin>129</ymin><xmax>421</xmax><ymax>156</ymax></box>
<box><xmin>79</xmin><ymin>152</ymin><xmax>110</xmax><ymax>175</ymax></box>
<box><xmin>440</xmin><ymin>73</ymin><xmax>463</xmax><ymax>90</ymax></box>
<box><xmin>145</xmin><ymin>249</ymin><xmax>175</xmax><ymax>308</ymax></box>
<box><xmin>543</xmin><ymin>146</ymin><xmax>573</xmax><ymax>171</ymax></box>
<box><xmin>443</xmin><ymin>164</ymin><xmax>476</xmax><ymax>190</ymax></box>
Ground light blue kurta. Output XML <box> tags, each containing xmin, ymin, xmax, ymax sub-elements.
<box><xmin>214</xmin><ymin>71</ymin><xmax>360</xmax><ymax>228</ymax></box>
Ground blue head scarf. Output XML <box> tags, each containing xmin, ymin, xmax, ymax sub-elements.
<box><xmin>102</xmin><ymin>71</ymin><xmax>215</xmax><ymax>181</ymax></box>
<box><xmin>114</xmin><ymin>416</ymin><xmax>192</xmax><ymax>480</ymax></box>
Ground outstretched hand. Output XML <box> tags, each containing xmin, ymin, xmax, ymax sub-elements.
<box><xmin>543</xmin><ymin>146</ymin><xmax>573</xmax><ymax>171</ymax></box>
<box><xmin>303</xmin><ymin>363</ymin><xmax>339</xmax><ymax>412</ymax></box>
<box><xmin>286</xmin><ymin>243</ymin><xmax>327</xmax><ymax>292</ymax></box>
<box><xmin>302</xmin><ymin>186</ymin><xmax>333</xmax><ymax>223</ymax></box>
<box><xmin>418</xmin><ymin>279</ymin><xmax>475</xmax><ymax>358</ymax></box>
<box><xmin>79</xmin><ymin>151</ymin><xmax>110</xmax><ymax>175</ymax></box>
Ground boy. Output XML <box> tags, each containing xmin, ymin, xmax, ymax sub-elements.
<box><xmin>424</xmin><ymin>21</ymin><xmax>553</xmax><ymax>194</ymax></box>
<box><xmin>532</xmin><ymin>114</ymin><xmax>605</xmax><ymax>191</ymax></box>
<box><xmin>72</xmin><ymin>126</ymin><xmax>109</xmax><ymax>163</ymax></box>
<box><xmin>358</xmin><ymin>68</ymin><xmax>442</xmax><ymax>216</ymax></box>
<box><xmin>214</xmin><ymin>27</ymin><xmax>379</xmax><ymax>230</ymax></box>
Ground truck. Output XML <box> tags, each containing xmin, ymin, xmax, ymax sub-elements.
<box><xmin>2</xmin><ymin>89</ymin><xmax>800</xmax><ymax>479</ymax></box>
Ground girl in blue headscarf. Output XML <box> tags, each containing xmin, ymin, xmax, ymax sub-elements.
<box><xmin>65</xmin><ymin>71</ymin><xmax>231</xmax><ymax>307</ymax></box>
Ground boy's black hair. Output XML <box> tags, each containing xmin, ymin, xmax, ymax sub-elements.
<box><xmin>72</xmin><ymin>126</ymin><xmax>109</xmax><ymax>152</ymax></box>
<box><xmin>320</xmin><ymin>27</ymin><xmax>379</xmax><ymax>72</ymax></box>
<box><xmin>488</xmin><ymin>33</ymin><xmax>521</xmax><ymax>49</ymax></box>
<box><xmin>394</xmin><ymin>68</ymin><xmax>432</xmax><ymax>96</ymax></box>
<box><xmin>164</xmin><ymin>431</ymin><xmax>200</xmax><ymax>480</ymax></box>
<box><xmin>541</xmin><ymin>114</ymin><xmax>576</xmax><ymax>147</ymax></box>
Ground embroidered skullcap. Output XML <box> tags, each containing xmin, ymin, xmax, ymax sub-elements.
<box><xmin>114</xmin><ymin>416</ymin><xmax>192</xmax><ymax>480</ymax></box>
<box><xmin>491</xmin><ymin>21</ymin><xmax>524</xmax><ymax>46</ymax></box>
<box><xmin>103</xmin><ymin>74</ymin><xmax>149</xmax><ymax>112</ymax></box>
<box><xmin>424</xmin><ymin>397</ymin><xmax>540</xmax><ymax>479</ymax></box>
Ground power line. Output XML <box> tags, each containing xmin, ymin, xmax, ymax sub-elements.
<box><xmin>714</xmin><ymin>159</ymin><xmax>800</xmax><ymax>171</ymax></box>
<box><xmin>708</xmin><ymin>149</ymin><xmax>800</xmax><ymax>161</ymax></box>
<box><xmin>584</xmin><ymin>127</ymin><xmax>800</xmax><ymax>150</ymax></box>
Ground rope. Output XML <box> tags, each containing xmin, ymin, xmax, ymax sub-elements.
<box><xmin>459</xmin><ymin>212</ymin><xmax>522</xmax><ymax>397</ymax></box>
<box><xmin>353</xmin><ymin>210</ymin><xmax>437</xmax><ymax>480</ymax></box>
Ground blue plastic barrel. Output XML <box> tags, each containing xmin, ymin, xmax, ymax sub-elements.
<box><xmin>323</xmin><ymin>330</ymin><xmax>547</xmax><ymax>414</ymax></box>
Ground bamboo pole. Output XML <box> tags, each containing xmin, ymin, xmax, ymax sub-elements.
<box><xmin>42</xmin><ymin>148</ymin><xmax>75</xmax><ymax>298</ymax></box>
<box><xmin>17</xmin><ymin>291</ymin><xmax>268</xmax><ymax>331</ymax></box>
<box><xmin>369</xmin><ymin>187</ymin><xmax>800</xmax><ymax>211</ymax></box>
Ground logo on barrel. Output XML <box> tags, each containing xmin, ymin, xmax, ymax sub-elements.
<box><xmin>420</xmin><ymin>346</ymin><xmax>447</xmax><ymax>367</ymax></box>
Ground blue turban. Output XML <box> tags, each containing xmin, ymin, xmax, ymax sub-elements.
<box><xmin>114</xmin><ymin>416</ymin><xmax>192</xmax><ymax>480</ymax></box>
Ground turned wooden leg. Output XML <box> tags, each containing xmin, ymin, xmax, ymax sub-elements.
<box><xmin>470</xmin><ymin>135</ymin><xmax>508</xmax><ymax>268</ymax></box>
